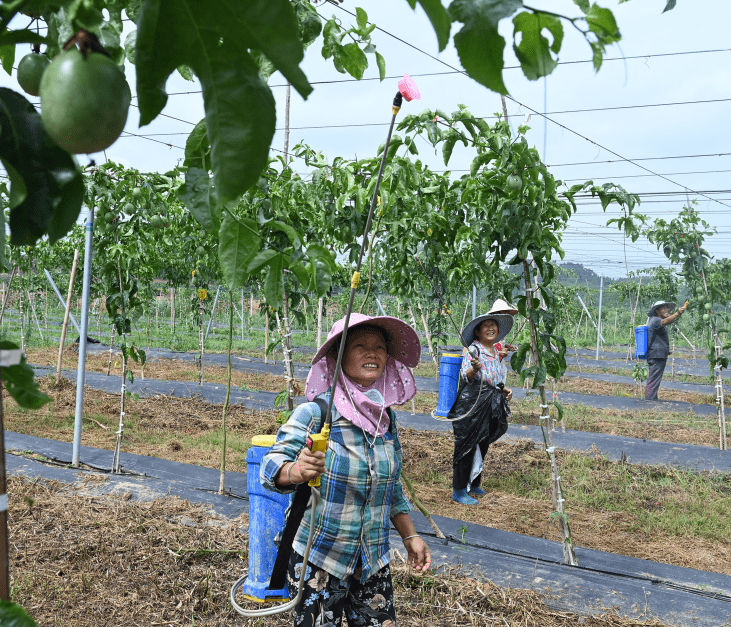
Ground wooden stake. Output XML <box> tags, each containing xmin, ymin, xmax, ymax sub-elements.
<box><xmin>220</xmin><ymin>292</ymin><xmax>234</xmax><ymax>495</ymax></box>
<box><xmin>264</xmin><ymin>308</ymin><xmax>269</xmax><ymax>364</ymax></box>
<box><xmin>417</xmin><ymin>302</ymin><xmax>437</xmax><ymax>365</ymax></box>
<box><xmin>523</xmin><ymin>261</ymin><xmax>577</xmax><ymax>565</ymax></box>
<box><xmin>317</xmin><ymin>297</ymin><xmax>324</xmax><ymax>349</ymax></box>
<box><xmin>0</xmin><ymin>267</ymin><xmax>17</xmax><ymax>328</ymax></box>
<box><xmin>56</xmin><ymin>250</ymin><xmax>79</xmax><ymax>380</ymax></box>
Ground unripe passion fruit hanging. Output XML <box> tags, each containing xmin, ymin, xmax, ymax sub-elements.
<box><xmin>507</xmin><ymin>174</ymin><xmax>522</xmax><ymax>191</ymax></box>
<box><xmin>40</xmin><ymin>47</ymin><xmax>130</xmax><ymax>154</ymax></box>
<box><xmin>17</xmin><ymin>52</ymin><xmax>50</xmax><ymax>96</ymax></box>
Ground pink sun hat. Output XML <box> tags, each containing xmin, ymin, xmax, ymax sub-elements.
<box><xmin>312</xmin><ymin>313</ymin><xmax>422</xmax><ymax>368</ymax></box>
<box><xmin>398</xmin><ymin>73</ymin><xmax>421</xmax><ymax>102</ymax></box>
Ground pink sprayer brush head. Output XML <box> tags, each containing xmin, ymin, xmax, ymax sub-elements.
<box><xmin>397</xmin><ymin>73</ymin><xmax>421</xmax><ymax>102</ymax></box>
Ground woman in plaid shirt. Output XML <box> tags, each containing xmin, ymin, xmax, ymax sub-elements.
<box><xmin>262</xmin><ymin>314</ymin><xmax>431</xmax><ymax>626</ymax></box>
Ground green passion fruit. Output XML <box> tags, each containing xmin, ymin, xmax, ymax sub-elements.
<box><xmin>506</xmin><ymin>174</ymin><xmax>522</xmax><ymax>191</ymax></box>
<box><xmin>40</xmin><ymin>48</ymin><xmax>130</xmax><ymax>154</ymax></box>
<box><xmin>17</xmin><ymin>52</ymin><xmax>50</xmax><ymax>96</ymax></box>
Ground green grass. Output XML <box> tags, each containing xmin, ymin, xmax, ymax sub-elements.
<box><xmin>484</xmin><ymin>451</ymin><xmax>731</xmax><ymax>542</ymax></box>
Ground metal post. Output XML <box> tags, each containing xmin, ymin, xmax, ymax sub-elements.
<box><xmin>472</xmin><ymin>285</ymin><xmax>477</xmax><ymax>319</ymax></box>
<box><xmin>205</xmin><ymin>285</ymin><xmax>222</xmax><ymax>338</ymax></box>
<box><xmin>576</xmin><ymin>295</ymin><xmax>606</xmax><ymax>344</ymax></box>
<box><xmin>73</xmin><ymin>208</ymin><xmax>94</xmax><ymax>467</ymax></box>
<box><xmin>241</xmin><ymin>289</ymin><xmax>245</xmax><ymax>340</ymax></box>
<box><xmin>375</xmin><ymin>297</ymin><xmax>386</xmax><ymax>316</ymax></box>
<box><xmin>44</xmin><ymin>269</ymin><xmax>81</xmax><ymax>335</ymax></box>
<box><xmin>595</xmin><ymin>277</ymin><xmax>603</xmax><ymax>360</ymax></box>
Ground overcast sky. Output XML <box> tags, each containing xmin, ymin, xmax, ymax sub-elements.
<box><xmin>4</xmin><ymin>0</ymin><xmax>729</xmax><ymax>280</ymax></box>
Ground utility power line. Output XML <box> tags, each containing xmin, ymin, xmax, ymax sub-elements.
<box><xmin>330</xmin><ymin>3</ymin><xmax>731</xmax><ymax>211</ymax></box>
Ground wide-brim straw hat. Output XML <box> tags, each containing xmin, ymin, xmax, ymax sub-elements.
<box><xmin>461</xmin><ymin>313</ymin><xmax>514</xmax><ymax>345</ymax></box>
<box><xmin>312</xmin><ymin>313</ymin><xmax>421</xmax><ymax>368</ymax></box>
<box><xmin>487</xmin><ymin>298</ymin><xmax>518</xmax><ymax>316</ymax></box>
<box><xmin>648</xmin><ymin>300</ymin><xmax>676</xmax><ymax>317</ymax></box>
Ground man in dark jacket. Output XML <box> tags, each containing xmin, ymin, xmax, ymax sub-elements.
<box><xmin>646</xmin><ymin>300</ymin><xmax>687</xmax><ymax>400</ymax></box>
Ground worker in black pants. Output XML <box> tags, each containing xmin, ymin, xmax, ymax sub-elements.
<box><xmin>646</xmin><ymin>300</ymin><xmax>686</xmax><ymax>400</ymax></box>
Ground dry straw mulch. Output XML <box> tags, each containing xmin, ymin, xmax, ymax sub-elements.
<box><xmin>8</xmin><ymin>476</ymin><xmax>666</xmax><ymax>627</ymax></box>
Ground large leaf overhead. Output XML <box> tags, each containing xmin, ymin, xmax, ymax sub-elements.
<box><xmin>136</xmin><ymin>0</ymin><xmax>312</xmax><ymax>202</ymax></box>
<box><xmin>0</xmin><ymin>88</ymin><xmax>83</xmax><ymax>245</ymax></box>
<box><xmin>449</xmin><ymin>0</ymin><xmax>523</xmax><ymax>95</ymax></box>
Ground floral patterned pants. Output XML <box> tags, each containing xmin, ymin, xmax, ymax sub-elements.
<box><xmin>287</xmin><ymin>550</ymin><xmax>397</xmax><ymax>627</ymax></box>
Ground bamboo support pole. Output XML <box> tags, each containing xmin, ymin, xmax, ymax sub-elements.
<box><xmin>317</xmin><ymin>297</ymin><xmax>324</xmax><ymax>349</ymax></box>
<box><xmin>19</xmin><ymin>289</ymin><xmax>25</xmax><ymax>353</ymax></box>
<box><xmin>220</xmin><ymin>293</ymin><xmax>234</xmax><ymax>495</ymax></box>
<box><xmin>401</xmin><ymin>472</ymin><xmax>445</xmax><ymax>539</ymax></box>
<box><xmin>56</xmin><ymin>251</ymin><xmax>79</xmax><ymax>380</ymax></box>
<box><xmin>523</xmin><ymin>261</ymin><xmax>577</xmax><ymax>565</ymax></box>
<box><xmin>0</xmin><ymin>267</ymin><xmax>17</xmax><ymax>328</ymax></box>
<box><xmin>264</xmin><ymin>308</ymin><xmax>269</xmax><ymax>364</ymax></box>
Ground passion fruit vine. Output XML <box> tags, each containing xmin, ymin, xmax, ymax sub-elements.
<box><xmin>40</xmin><ymin>32</ymin><xmax>130</xmax><ymax>155</ymax></box>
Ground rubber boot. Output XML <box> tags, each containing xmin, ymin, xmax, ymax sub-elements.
<box><xmin>451</xmin><ymin>489</ymin><xmax>478</xmax><ymax>505</ymax></box>
<box><xmin>469</xmin><ymin>486</ymin><xmax>487</xmax><ymax>496</ymax></box>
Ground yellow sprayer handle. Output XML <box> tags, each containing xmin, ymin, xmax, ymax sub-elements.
<box><xmin>306</xmin><ymin>426</ymin><xmax>329</xmax><ymax>488</ymax></box>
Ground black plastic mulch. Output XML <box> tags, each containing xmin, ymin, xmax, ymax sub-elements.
<box><xmin>5</xmin><ymin>431</ymin><xmax>731</xmax><ymax>627</ymax></box>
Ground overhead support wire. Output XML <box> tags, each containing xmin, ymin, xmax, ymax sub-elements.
<box><xmin>329</xmin><ymin>2</ymin><xmax>731</xmax><ymax>210</ymax></box>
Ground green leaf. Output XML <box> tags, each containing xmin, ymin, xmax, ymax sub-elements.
<box><xmin>46</xmin><ymin>168</ymin><xmax>85</xmax><ymax>244</ymax></box>
<box><xmin>178</xmin><ymin>167</ymin><xmax>218</xmax><ymax>233</ymax></box>
<box><xmin>443</xmin><ymin>133</ymin><xmax>459</xmax><ymax>166</ymax></box>
<box><xmin>0</xmin><ymin>88</ymin><xmax>83</xmax><ymax>246</ymax></box>
<box><xmin>586</xmin><ymin>4</ymin><xmax>620</xmax><ymax>39</ymax></box>
<box><xmin>264</xmin><ymin>219</ymin><xmax>302</xmax><ymax>249</ymax></box>
<box><xmin>554</xmin><ymin>400</ymin><xmax>564</xmax><ymax>425</ymax></box>
<box><xmin>136</xmin><ymin>0</ymin><xmax>281</xmax><ymax>201</ymax></box>
<box><xmin>218</xmin><ymin>211</ymin><xmax>261</xmax><ymax>288</ymax></box>
<box><xmin>355</xmin><ymin>7</ymin><xmax>368</xmax><ymax>30</ymax></box>
<box><xmin>510</xmin><ymin>341</ymin><xmax>530</xmax><ymax>374</ymax></box>
<box><xmin>0</xmin><ymin>45</ymin><xmax>14</xmax><ymax>75</ymax></box>
<box><xmin>247</xmin><ymin>248</ymin><xmax>279</xmax><ymax>274</ymax></box>
<box><xmin>449</xmin><ymin>0</ymin><xmax>523</xmax><ymax>95</ymax></box>
<box><xmin>0</xmin><ymin>30</ymin><xmax>47</xmax><ymax>47</ymax></box>
<box><xmin>0</xmin><ymin>600</ymin><xmax>39</xmax><ymax>627</ymax></box>
<box><xmin>470</xmin><ymin>151</ymin><xmax>495</xmax><ymax>176</ymax></box>
<box><xmin>183</xmin><ymin>119</ymin><xmax>211</xmax><ymax>171</ymax></box>
<box><xmin>263</xmin><ymin>253</ymin><xmax>285</xmax><ymax>309</ymax></box>
<box><xmin>230</xmin><ymin>0</ymin><xmax>313</xmax><ymax>98</ymax></box>
<box><xmin>124</xmin><ymin>29</ymin><xmax>137</xmax><ymax>64</ymax></box>
<box><xmin>306</xmin><ymin>244</ymin><xmax>335</xmax><ymax>298</ymax></box>
<box><xmin>375</xmin><ymin>51</ymin><xmax>386</xmax><ymax>81</ymax></box>
<box><xmin>512</xmin><ymin>11</ymin><xmax>563</xmax><ymax>80</ymax></box>
<box><xmin>409</xmin><ymin>0</ymin><xmax>452</xmax><ymax>52</ymax></box>
<box><xmin>177</xmin><ymin>64</ymin><xmax>195</xmax><ymax>81</ymax></box>
<box><xmin>584</xmin><ymin>3</ymin><xmax>620</xmax><ymax>70</ymax></box>
<box><xmin>0</xmin><ymin>342</ymin><xmax>51</xmax><ymax>410</ymax></box>
<box><xmin>662</xmin><ymin>0</ymin><xmax>677</xmax><ymax>12</ymax></box>
<box><xmin>338</xmin><ymin>42</ymin><xmax>368</xmax><ymax>80</ymax></box>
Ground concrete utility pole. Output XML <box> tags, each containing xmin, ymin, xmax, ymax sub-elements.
<box><xmin>595</xmin><ymin>277</ymin><xmax>604</xmax><ymax>360</ymax></box>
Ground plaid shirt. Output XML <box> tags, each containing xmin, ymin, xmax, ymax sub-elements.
<box><xmin>461</xmin><ymin>341</ymin><xmax>507</xmax><ymax>385</ymax></box>
<box><xmin>260</xmin><ymin>397</ymin><xmax>412</xmax><ymax>582</ymax></box>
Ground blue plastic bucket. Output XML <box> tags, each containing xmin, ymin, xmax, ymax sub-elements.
<box><xmin>243</xmin><ymin>435</ymin><xmax>291</xmax><ymax>601</ymax></box>
<box><xmin>635</xmin><ymin>325</ymin><xmax>648</xmax><ymax>360</ymax></box>
<box><xmin>435</xmin><ymin>353</ymin><xmax>463</xmax><ymax>417</ymax></box>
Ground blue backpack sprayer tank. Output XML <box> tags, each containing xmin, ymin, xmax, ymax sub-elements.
<box><xmin>230</xmin><ymin>73</ymin><xmax>422</xmax><ymax>618</ymax></box>
<box><xmin>413</xmin><ymin>257</ymin><xmax>501</xmax><ymax>425</ymax></box>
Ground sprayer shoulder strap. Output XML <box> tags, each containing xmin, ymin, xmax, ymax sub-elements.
<box><xmin>268</xmin><ymin>400</ymin><xmax>327</xmax><ymax>592</ymax></box>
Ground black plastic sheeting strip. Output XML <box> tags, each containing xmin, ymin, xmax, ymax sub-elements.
<box><xmin>6</xmin><ymin>432</ymin><xmax>731</xmax><ymax>627</ymax></box>
<box><xmin>32</xmin><ymin>366</ymin><xmax>731</xmax><ymax>472</ymax></box>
